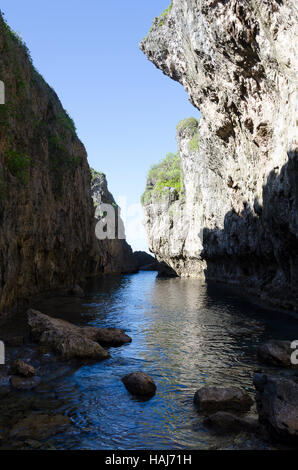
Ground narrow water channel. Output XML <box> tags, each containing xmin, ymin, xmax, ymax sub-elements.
<box><xmin>1</xmin><ymin>271</ymin><xmax>298</xmax><ymax>450</ymax></box>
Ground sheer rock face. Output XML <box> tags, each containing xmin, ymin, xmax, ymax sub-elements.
<box><xmin>91</xmin><ymin>172</ymin><xmax>137</xmax><ymax>274</ymax></box>
<box><xmin>140</xmin><ymin>0</ymin><xmax>298</xmax><ymax>310</ymax></box>
<box><xmin>0</xmin><ymin>15</ymin><xmax>135</xmax><ymax>313</ymax></box>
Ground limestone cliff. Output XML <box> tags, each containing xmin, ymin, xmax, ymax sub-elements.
<box><xmin>91</xmin><ymin>170</ymin><xmax>137</xmax><ymax>274</ymax></box>
<box><xmin>141</xmin><ymin>0</ymin><xmax>298</xmax><ymax>310</ymax></box>
<box><xmin>0</xmin><ymin>14</ymin><xmax>135</xmax><ymax>314</ymax></box>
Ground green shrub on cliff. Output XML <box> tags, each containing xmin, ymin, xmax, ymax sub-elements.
<box><xmin>90</xmin><ymin>168</ymin><xmax>105</xmax><ymax>183</ymax></box>
<box><xmin>176</xmin><ymin>117</ymin><xmax>198</xmax><ymax>136</ymax></box>
<box><xmin>4</xmin><ymin>149</ymin><xmax>31</xmax><ymax>184</ymax></box>
<box><xmin>141</xmin><ymin>152</ymin><xmax>184</xmax><ymax>205</ymax></box>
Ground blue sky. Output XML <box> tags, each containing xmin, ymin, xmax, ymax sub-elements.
<box><xmin>1</xmin><ymin>1</ymin><xmax>199</xmax><ymax>251</ymax></box>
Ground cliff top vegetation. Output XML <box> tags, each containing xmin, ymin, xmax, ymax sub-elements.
<box><xmin>141</xmin><ymin>152</ymin><xmax>184</xmax><ymax>205</ymax></box>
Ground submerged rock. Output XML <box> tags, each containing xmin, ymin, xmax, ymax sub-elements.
<box><xmin>10</xmin><ymin>360</ymin><xmax>36</xmax><ymax>378</ymax></box>
<box><xmin>122</xmin><ymin>372</ymin><xmax>157</xmax><ymax>397</ymax></box>
<box><xmin>254</xmin><ymin>373</ymin><xmax>298</xmax><ymax>443</ymax></box>
<box><xmin>27</xmin><ymin>309</ymin><xmax>110</xmax><ymax>361</ymax></box>
<box><xmin>203</xmin><ymin>412</ymin><xmax>259</xmax><ymax>435</ymax></box>
<box><xmin>194</xmin><ymin>386</ymin><xmax>253</xmax><ymax>413</ymax></box>
<box><xmin>10</xmin><ymin>375</ymin><xmax>41</xmax><ymax>390</ymax></box>
<box><xmin>10</xmin><ymin>414</ymin><xmax>71</xmax><ymax>440</ymax></box>
<box><xmin>257</xmin><ymin>340</ymin><xmax>294</xmax><ymax>368</ymax></box>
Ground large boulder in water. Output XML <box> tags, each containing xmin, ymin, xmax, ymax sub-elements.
<box><xmin>27</xmin><ymin>309</ymin><xmax>111</xmax><ymax>361</ymax></box>
<box><xmin>194</xmin><ymin>386</ymin><xmax>253</xmax><ymax>412</ymax></box>
<box><xmin>122</xmin><ymin>372</ymin><xmax>157</xmax><ymax>397</ymax></box>
<box><xmin>254</xmin><ymin>373</ymin><xmax>298</xmax><ymax>443</ymax></box>
<box><xmin>257</xmin><ymin>340</ymin><xmax>294</xmax><ymax>368</ymax></box>
<box><xmin>28</xmin><ymin>309</ymin><xmax>131</xmax><ymax>350</ymax></box>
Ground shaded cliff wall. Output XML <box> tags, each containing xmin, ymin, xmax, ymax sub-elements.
<box><xmin>142</xmin><ymin>130</ymin><xmax>204</xmax><ymax>277</ymax></box>
<box><xmin>0</xmin><ymin>14</ymin><xmax>135</xmax><ymax>313</ymax></box>
<box><xmin>141</xmin><ymin>0</ymin><xmax>298</xmax><ymax>310</ymax></box>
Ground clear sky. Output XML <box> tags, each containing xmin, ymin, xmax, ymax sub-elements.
<box><xmin>1</xmin><ymin>1</ymin><xmax>199</xmax><ymax>252</ymax></box>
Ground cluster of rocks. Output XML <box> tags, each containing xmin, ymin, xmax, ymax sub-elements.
<box><xmin>0</xmin><ymin>308</ymin><xmax>155</xmax><ymax>444</ymax></box>
<box><xmin>2</xmin><ymin>309</ymin><xmax>158</xmax><ymax>401</ymax></box>
<box><xmin>2</xmin><ymin>306</ymin><xmax>298</xmax><ymax>447</ymax></box>
<box><xmin>120</xmin><ymin>338</ymin><xmax>298</xmax><ymax>445</ymax></box>
<box><xmin>1</xmin><ymin>308</ymin><xmax>133</xmax><ymax>395</ymax></box>
<box><xmin>194</xmin><ymin>385</ymin><xmax>258</xmax><ymax>435</ymax></box>
<box><xmin>191</xmin><ymin>339</ymin><xmax>298</xmax><ymax>445</ymax></box>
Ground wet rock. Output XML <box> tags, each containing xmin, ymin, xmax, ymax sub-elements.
<box><xmin>28</xmin><ymin>308</ymin><xmax>130</xmax><ymax>353</ymax></box>
<box><xmin>157</xmin><ymin>262</ymin><xmax>178</xmax><ymax>278</ymax></box>
<box><xmin>257</xmin><ymin>340</ymin><xmax>294</xmax><ymax>368</ymax></box>
<box><xmin>122</xmin><ymin>372</ymin><xmax>157</xmax><ymax>397</ymax></box>
<box><xmin>10</xmin><ymin>360</ymin><xmax>36</xmax><ymax>378</ymax></box>
<box><xmin>254</xmin><ymin>373</ymin><xmax>298</xmax><ymax>443</ymax></box>
<box><xmin>203</xmin><ymin>412</ymin><xmax>259</xmax><ymax>435</ymax></box>
<box><xmin>83</xmin><ymin>327</ymin><xmax>132</xmax><ymax>347</ymax></box>
<box><xmin>10</xmin><ymin>414</ymin><xmax>71</xmax><ymax>440</ymax></box>
<box><xmin>10</xmin><ymin>375</ymin><xmax>41</xmax><ymax>390</ymax></box>
<box><xmin>194</xmin><ymin>386</ymin><xmax>253</xmax><ymax>412</ymax></box>
<box><xmin>68</xmin><ymin>284</ymin><xmax>85</xmax><ymax>297</ymax></box>
<box><xmin>133</xmin><ymin>251</ymin><xmax>161</xmax><ymax>271</ymax></box>
<box><xmin>27</xmin><ymin>309</ymin><xmax>110</xmax><ymax>361</ymax></box>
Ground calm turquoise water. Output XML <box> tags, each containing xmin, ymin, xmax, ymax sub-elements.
<box><xmin>1</xmin><ymin>271</ymin><xmax>298</xmax><ymax>450</ymax></box>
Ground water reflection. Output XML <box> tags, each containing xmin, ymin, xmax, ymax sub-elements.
<box><xmin>1</xmin><ymin>271</ymin><xmax>298</xmax><ymax>450</ymax></box>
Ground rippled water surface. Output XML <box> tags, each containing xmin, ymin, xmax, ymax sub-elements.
<box><xmin>1</xmin><ymin>272</ymin><xmax>298</xmax><ymax>450</ymax></box>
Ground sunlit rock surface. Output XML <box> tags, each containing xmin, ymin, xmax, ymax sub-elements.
<box><xmin>141</xmin><ymin>0</ymin><xmax>298</xmax><ymax>310</ymax></box>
